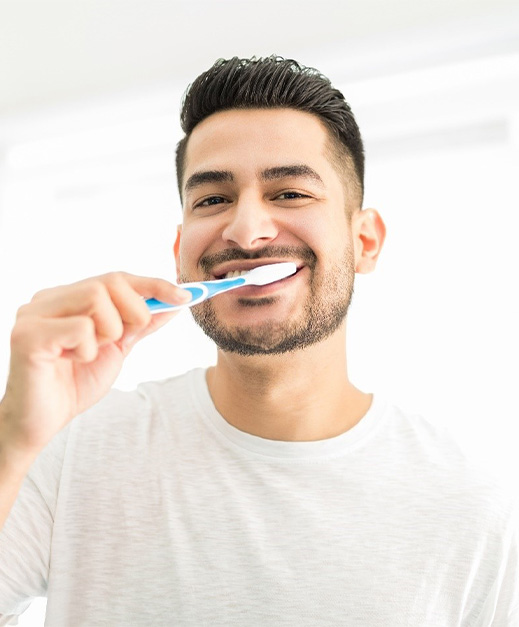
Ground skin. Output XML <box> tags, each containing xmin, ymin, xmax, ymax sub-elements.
<box><xmin>177</xmin><ymin>108</ymin><xmax>386</xmax><ymax>441</ymax></box>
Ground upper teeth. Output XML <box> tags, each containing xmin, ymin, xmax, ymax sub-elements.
<box><xmin>223</xmin><ymin>269</ymin><xmax>250</xmax><ymax>279</ymax></box>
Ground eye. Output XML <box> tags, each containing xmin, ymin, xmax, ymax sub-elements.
<box><xmin>277</xmin><ymin>191</ymin><xmax>308</xmax><ymax>200</ymax></box>
<box><xmin>194</xmin><ymin>195</ymin><xmax>228</xmax><ymax>208</ymax></box>
<box><xmin>274</xmin><ymin>191</ymin><xmax>314</xmax><ymax>204</ymax></box>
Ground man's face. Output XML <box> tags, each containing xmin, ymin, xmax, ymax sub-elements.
<box><xmin>176</xmin><ymin>108</ymin><xmax>359</xmax><ymax>355</ymax></box>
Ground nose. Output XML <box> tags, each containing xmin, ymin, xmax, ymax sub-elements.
<box><xmin>221</xmin><ymin>198</ymin><xmax>279</xmax><ymax>250</ymax></box>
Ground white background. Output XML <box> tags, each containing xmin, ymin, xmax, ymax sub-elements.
<box><xmin>0</xmin><ymin>1</ymin><xmax>518</xmax><ymax>624</ymax></box>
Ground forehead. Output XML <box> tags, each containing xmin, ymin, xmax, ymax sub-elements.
<box><xmin>183</xmin><ymin>108</ymin><xmax>334</xmax><ymax>182</ymax></box>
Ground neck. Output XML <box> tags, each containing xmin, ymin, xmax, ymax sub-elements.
<box><xmin>206</xmin><ymin>323</ymin><xmax>372</xmax><ymax>441</ymax></box>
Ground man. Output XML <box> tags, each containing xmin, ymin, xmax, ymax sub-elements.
<box><xmin>0</xmin><ymin>56</ymin><xmax>517</xmax><ymax>625</ymax></box>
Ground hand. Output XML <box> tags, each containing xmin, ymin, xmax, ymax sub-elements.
<box><xmin>0</xmin><ymin>272</ymin><xmax>191</xmax><ymax>458</ymax></box>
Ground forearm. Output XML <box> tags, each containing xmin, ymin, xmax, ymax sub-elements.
<box><xmin>0</xmin><ymin>404</ymin><xmax>38</xmax><ymax>532</ymax></box>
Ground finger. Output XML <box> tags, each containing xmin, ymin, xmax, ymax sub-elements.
<box><xmin>18</xmin><ymin>273</ymin><xmax>192</xmax><ymax>349</ymax></box>
<box><xmin>12</xmin><ymin>316</ymin><xmax>99</xmax><ymax>363</ymax></box>
<box><xmin>26</xmin><ymin>273</ymin><xmax>192</xmax><ymax>317</ymax></box>
<box><xmin>101</xmin><ymin>273</ymin><xmax>192</xmax><ymax>343</ymax></box>
<box><xmin>120</xmin><ymin>273</ymin><xmax>193</xmax><ymax>306</ymax></box>
<box><xmin>102</xmin><ymin>273</ymin><xmax>153</xmax><ymax>334</ymax></box>
<box><xmin>24</xmin><ymin>281</ymin><xmax>125</xmax><ymax>345</ymax></box>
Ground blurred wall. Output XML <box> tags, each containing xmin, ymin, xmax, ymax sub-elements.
<box><xmin>1</xmin><ymin>3</ymin><xmax>518</xmax><ymax>626</ymax></box>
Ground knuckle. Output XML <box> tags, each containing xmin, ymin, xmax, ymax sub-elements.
<box><xmin>10</xmin><ymin>320</ymin><xmax>26</xmax><ymax>347</ymax></box>
<box><xmin>83</xmin><ymin>280</ymin><xmax>108</xmax><ymax>304</ymax></box>
<box><xmin>30</xmin><ymin>287</ymin><xmax>51</xmax><ymax>303</ymax></box>
<box><xmin>104</xmin><ymin>271</ymin><xmax>128</xmax><ymax>287</ymax></box>
<box><xmin>108</xmin><ymin>317</ymin><xmax>125</xmax><ymax>341</ymax></box>
<box><xmin>135</xmin><ymin>311</ymin><xmax>152</xmax><ymax>330</ymax></box>
<box><xmin>10</xmin><ymin>316</ymin><xmax>36</xmax><ymax>352</ymax></box>
<box><xmin>15</xmin><ymin>303</ymin><xmax>31</xmax><ymax>320</ymax></box>
<box><xmin>77</xmin><ymin>315</ymin><xmax>96</xmax><ymax>337</ymax></box>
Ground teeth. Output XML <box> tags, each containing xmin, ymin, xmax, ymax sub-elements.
<box><xmin>223</xmin><ymin>269</ymin><xmax>250</xmax><ymax>279</ymax></box>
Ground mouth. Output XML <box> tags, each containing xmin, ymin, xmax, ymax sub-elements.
<box><xmin>220</xmin><ymin>264</ymin><xmax>308</xmax><ymax>304</ymax></box>
<box><xmin>211</xmin><ymin>260</ymin><xmax>305</xmax><ymax>281</ymax></box>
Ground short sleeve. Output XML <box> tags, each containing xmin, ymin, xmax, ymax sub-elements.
<box><xmin>473</xmin><ymin>496</ymin><xmax>519</xmax><ymax>626</ymax></box>
<box><xmin>0</xmin><ymin>427</ymin><xmax>69</xmax><ymax>619</ymax></box>
<box><xmin>492</xmin><ymin>509</ymin><xmax>519</xmax><ymax>626</ymax></box>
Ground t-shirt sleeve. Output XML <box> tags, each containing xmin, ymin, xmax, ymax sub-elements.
<box><xmin>0</xmin><ymin>427</ymin><xmax>69</xmax><ymax>620</ymax></box>
<box><xmin>491</xmin><ymin>508</ymin><xmax>519</xmax><ymax>626</ymax></box>
<box><xmin>472</xmin><ymin>494</ymin><xmax>519</xmax><ymax>627</ymax></box>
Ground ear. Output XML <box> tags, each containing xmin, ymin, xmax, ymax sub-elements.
<box><xmin>352</xmin><ymin>209</ymin><xmax>386</xmax><ymax>274</ymax></box>
<box><xmin>173</xmin><ymin>225</ymin><xmax>182</xmax><ymax>282</ymax></box>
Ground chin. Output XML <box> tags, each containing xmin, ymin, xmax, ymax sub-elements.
<box><xmin>192</xmin><ymin>299</ymin><xmax>348</xmax><ymax>357</ymax></box>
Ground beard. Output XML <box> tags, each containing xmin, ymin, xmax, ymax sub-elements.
<box><xmin>181</xmin><ymin>244</ymin><xmax>355</xmax><ymax>356</ymax></box>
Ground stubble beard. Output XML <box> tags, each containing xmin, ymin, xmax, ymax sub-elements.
<box><xmin>183</xmin><ymin>246</ymin><xmax>356</xmax><ymax>356</ymax></box>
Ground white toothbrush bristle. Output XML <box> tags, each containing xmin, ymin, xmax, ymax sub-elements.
<box><xmin>246</xmin><ymin>262</ymin><xmax>297</xmax><ymax>285</ymax></box>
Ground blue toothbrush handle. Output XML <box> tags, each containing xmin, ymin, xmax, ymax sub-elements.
<box><xmin>145</xmin><ymin>285</ymin><xmax>204</xmax><ymax>312</ymax></box>
<box><xmin>201</xmin><ymin>276</ymin><xmax>246</xmax><ymax>296</ymax></box>
<box><xmin>145</xmin><ymin>276</ymin><xmax>247</xmax><ymax>312</ymax></box>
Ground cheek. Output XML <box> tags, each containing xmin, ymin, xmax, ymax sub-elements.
<box><xmin>288</xmin><ymin>213</ymin><xmax>326</xmax><ymax>243</ymax></box>
<box><xmin>294</xmin><ymin>214</ymin><xmax>349</xmax><ymax>258</ymax></box>
<box><xmin>178</xmin><ymin>222</ymin><xmax>214</xmax><ymax>270</ymax></box>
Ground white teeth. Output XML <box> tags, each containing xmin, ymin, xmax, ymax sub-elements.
<box><xmin>223</xmin><ymin>269</ymin><xmax>250</xmax><ymax>279</ymax></box>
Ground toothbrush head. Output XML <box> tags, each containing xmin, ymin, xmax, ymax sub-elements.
<box><xmin>245</xmin><ymin>262</ymin><xmax>297</xmax><ymax>286</ymax></box>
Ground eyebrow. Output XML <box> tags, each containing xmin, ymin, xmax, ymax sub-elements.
<box><xmin>184</xmin><ymin>170</ymin><xmax>233</xmax><ymax>194</ymax></box>
<box><xmin>184</xmin><ymin>164</ymin><xmax>325</xmax><ymax>195</ymax></box>
<box><xmin>261</xmin><ymin>165</ymin><xmax>325</xmax><ymax>188</ymax></box>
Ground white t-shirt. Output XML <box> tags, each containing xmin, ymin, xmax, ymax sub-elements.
<box><xmin>0</xmin><ymin>368</ymin><xmax>518</xmax><ymax>626</ymax></box>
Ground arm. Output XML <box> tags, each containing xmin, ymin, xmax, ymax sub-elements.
<box><xmin>0</xmin><ymin>422</ymin><xmax>36</xmax><ymax>536</ymax></box>
<box><xmin>0</xmin><ymin>271</ymin><xmax>191</xmax><ymax>532</ymax></box>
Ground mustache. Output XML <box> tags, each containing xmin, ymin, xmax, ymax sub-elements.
<box><xmin>199</xmin><ymin>246</ymin><xmax>317</xmax><ymax>275</ymax></box>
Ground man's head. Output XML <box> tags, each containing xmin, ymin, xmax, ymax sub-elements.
<box><xmin>174</xmin><ymin>56</ymin><xmax>385</xmax><ymax>357</ymax></box>
<box><xmin>175</xmin><ymin>56</ymin><xmax>364</xmax><ymax>208</ymax></box>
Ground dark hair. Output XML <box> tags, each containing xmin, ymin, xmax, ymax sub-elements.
<box><xmin>175</xmin><ymin>55</ymin><xmax>364</xmax><ymax>204</ymax></box>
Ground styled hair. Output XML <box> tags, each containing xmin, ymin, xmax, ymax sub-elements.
<box><xmin>175</xmin><ymin>55</ymin><xmax>364</xmax><ymax>204</ymax></box>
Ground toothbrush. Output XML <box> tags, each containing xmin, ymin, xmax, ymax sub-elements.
<box><xmin>145</xmin><ymin>262</ymin><xmax>297</xmax><ymax>313</ymax></box>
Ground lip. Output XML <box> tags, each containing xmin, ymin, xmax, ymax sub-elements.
<box><xmin>210</xmin><ymin>259</ymin><xmax>304</xmax><ymax>280</ymax></box>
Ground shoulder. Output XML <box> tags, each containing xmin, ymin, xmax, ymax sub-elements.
<box><xmin>73</xmin><ymin>367</ymin><xmax>201</xmax><ymax>431</ymax></box>
<box><xmin>28</xmin><ymin>368</ymin><xmax>202</xmax><ymax>480</ymax></box>
<box><xmin>378</xmin><ymin>401</ymin><xmax>519</xmax><ymax>530</ymax></box>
